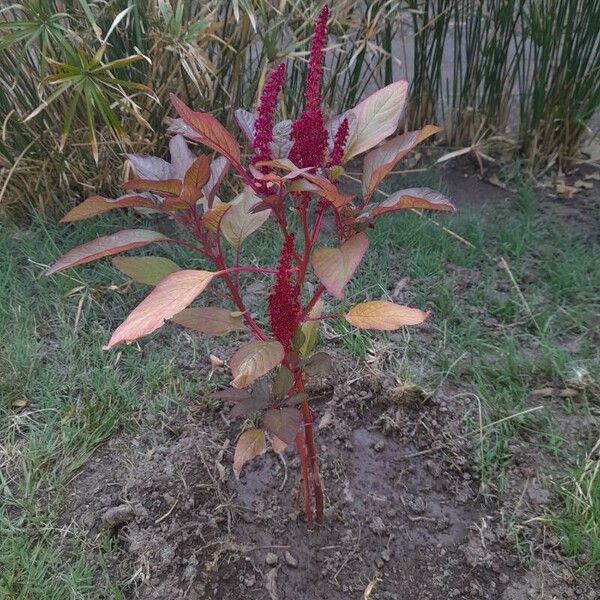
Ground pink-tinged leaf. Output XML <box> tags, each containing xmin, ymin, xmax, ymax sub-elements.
<box><xmin>203</xmin><ymin>156</ymin><xmax>229</xmax><ymax>208</ymax></box>
<box><xmin>125</xmin><ymin>154</ymin><xmax>171</xmax><ymax>180</ymax></box>
<box><xmin>362</xmin><ymin>125</ymin><xmax>441</xmax><ymax>199</ymax></box>
<box><xmin>60</xmin><ymin>195</ymin><xmax>157</xmax><ymax>222</ymax></box>
<box><xmin>170</xmin><ymin>94</ymin><xmax>241</xmax><ymax>163</ymax></box>
<box><xmin>233</xmin><ymin>429</ymin><xmax>266</xmax><ymax>479</ymax></box>
<box><xmin>289</xmin><ymin>173</ymin><xmax>354</xmax><ymax>209</ymax></box>
<box><xmin>370</xmin><ymin>188</ymin><xmax>456</xmax><ymax>217</ymax></box>
<box><xmin>171</xmin><ymin>307</ymin><xmax>245</xmax><ymax>336</ymax></box>
<box><xmin>122</xmin><ymin>178</ymin><xmax>182</xmax><ymax>197</ymax></box>
<box><xmin>262</xmin><ymin>407</ymin><xmax>302</xmax><ymax>445</ymax></box>
<box><xmin>270</xmin><ymin>434</ymin><xmax>287</xmax><ymax>455</ymax></box>
<box><xmin>168</xmin><ymin>135</ymin><xmax>196</xmax><ymax>180</ymax></box>
<box><xmin>105</xmin><ymin>270</ymin><xmax>215</xmax><ymax>348</ymax></box>
<box><xmin>230</xmin><ymin>340</ymin><xmax>285</xmax><ymax>388</ymax></box>
<box><xmin>112</xmin><ymin>256</ymin><xmax>181</xmax><ymax>285</ymax></box>
<box><xmin>220</xmin><ymin>187</ymin><xmax>271</xmax><ymax>249</ymax></box>
<box><xmin>234</xmin><ymin>108</ymin><xmax>256</xmax><ymax>143</ymax></box>
<box><xmin>184</xmin><ymin>154</ymin><xmax>211</xmax><ymax>190</ymax></box>
<box><xmin>344</xmin><ymin>81</ymin><xmax>409</xmax><ymax>160</ymax></box>
<box><xmin>345</xmin><ymin>301</ymin><xmax>428</xmax><ymax>331</ymax></box>
<box><xmin>230</xmin><ymin>395</ymin><xmax>270</xmax><ymax>418</ymax></box>
<box><xmin>46</xmin><ymin>230</ymin><xmax>167</xmax><ymax>275</ymax></box>
<box><xmin>311</xmin><ymin>232</ymin><xmax>368</xmax><ymax>299</ymax></box>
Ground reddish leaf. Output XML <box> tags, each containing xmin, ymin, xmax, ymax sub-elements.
<box><xmin>105</xmin><ymin>270</ymin><xmax>215</xmax><ymax>348</ymax></box>
<box><xmin>370</xmin><ymin>188</ymin><xmax>456</xmax><ymax>217</ymax></box>
<box><xmin>113</xmin><ymin>256</ymin><xmax>181</xmax><ymax>285</ymax></box>
<box><xmin>290</xmin><ymin>173</ymin><xmax>354</xmax><ymax>209</ymax></box>
<box><xmin>233</xmin><ymin>429</ymin><xmax>266</xmax><ymax>479</ymax></box>
<box><xmin>345</xmin><ymin>300</ymin><xmax>428</xmax><ymax>330</ymax></box>
<box><xmin>262</xmin><ymin>407</ymin><xmax>302</xmax><ymax>445</ymax></box>
<box><xmin>46</xmin><ymin>230</ymin><xmax>167</xmax><ymax>275</ymax></box>
<box><xmin>344</xmin><ymin>81</ymin><xmax>409</xmax><ymax>160</ymax></box>
<box><xmin>60</xmin><ymin>195</ymin><xmax>157</xmax><ymax>222</ymax></box>
<box><xmin>184</xmin><ymin>155</ymin><xmax>211</xmax><ymax>189</ymax></box>
<box><xmin>230</xmin><ymin>340</ymin><xmax>285</xmax><ymax>388</ymax></box>
<box><xmin>230</xmin><ymin>395</ymin><xmax>270</xmax><ymax>418</ymax></box>
<box><xmin>170</xmin><ymin>94</ymin><xmax>241</xmax><ymax>163</ymax></box>
<box><xmin>122</xmin><ymin>178</ymin><xmax>182</xmax><ymax>197</ymax></box>
<box><xmin>171</xmin><ymin>307</ymin><xmax>245</xmax><ymax>336</ymax></box>
<box><xmin>362</xmin><ymin>125</ymin><xmax>441</xmax><ymax>199</ymax></box>
<box><xmin>312</xmin><ymin>232</ymin><xmax>368</xmax><ymax>299</ymax></box>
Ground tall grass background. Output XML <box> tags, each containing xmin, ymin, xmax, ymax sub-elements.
<box><xmin>0</xmin><ymin>0</ymin><xmax>599</xmax><ymax>219</ymax></box>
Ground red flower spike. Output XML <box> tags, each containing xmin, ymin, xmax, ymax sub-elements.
<box><xmin>289</xmin><ymin>6</ymin><xmax>330</xmax><ymax>169</ymax></box>
<box><xmin>268</xmin><ymin>234</ymin><xmax>301</xmax><ymax>353</ymax></box>
<box><xmin>305</xmin><ymin>5</ymin><xmax>329</xmax><ymax>112</ymax></box>
<box><xmin>252</xmin><ymin>63</ymin><xmax>286</xmax><ymax>165</ymax></box>
<box><xmin>327</xmin><ymin>117</ymin><xmax>349</xmax><ymax>168</ymax></box>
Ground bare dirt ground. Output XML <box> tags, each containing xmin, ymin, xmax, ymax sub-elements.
<box><xmin>66</xmin><ymin>365</ymin><xmax>597</xmax><ymax>600</ymax></box>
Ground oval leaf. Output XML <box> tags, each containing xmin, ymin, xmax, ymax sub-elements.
<box><xmin>262</xmin><ymin>407</ymin><xmax>302</xmax><ymax>445</ymax></box>
<box><xmin>220</xmin><ymin>187</ymin><xmax>271</xmax><ymax>249</ymax></box>
<box><xmin>46</xmin><ymin>230</ymin><xmax>167</xmax><ymax>275</ymax></box>
<box><xmin>299</xmin><ymin>298</ymin><xmax>324</xmax><ymax>356</ymax></box>
<box><xmin>371</xmin><ymin>188</ymin><xmax>456</xmax><ymax>217</ymax></box>
<box><xmin>233</xmin><ymin>429</ymin><xmax>266</xmax><ymax>479</ymax></box>
<box><xmin>230</xmin><ymin>340</ymin><xmax>284</xmax><ymax>388</ymax></box>
<box><xmin>362</xmin><ymin>125</ymin><xmax>441</xmax><ymax>199</ymax></box>
<box><xmin>60</xmin><ymin>195</ymin><xmax>157</xmax><ymax>222</ymax></box>
<box><xmin>344</xmin><ymin>81</ymin><xmax>409</xmax><ymax>160</ymax></box>
<box><xmin>170</xmin><ymin>94</ymin><xmax>241</xmax><ymax>163</ymax></box>
<box><xmin>105</xmin><ymin>270</ymin><xmax>215</xmax><ymax>348</ymax></box>
<box><xmin>122</xmin><ymin>178</ymin><xmax>182</xmax><ymax>197</ymax></box>
<box><xmin>171</xmin><ymin>307</ymin><xmax>245</xmax><ymax>336</ymax></box>
<box><xmin>270</xmin><ymin>434</ymin><xmax>287</xmax><ymax>455</ymax></box>
<box><xmin>302</xmin><ymin>351</ymin><xmax>333</xmax><ymax>376</ymax></box>
<box><xmin>113</xmin><ymin>256</ymin><xmax>181</xmax><ymax>285</ymax></box>
<box><xmin>346</xmin><ymin>301</ymin><xmax>428</xmax><ymax>330</ymax></box>
<box><xmin>312</xmin><ymin>232</ymin><xmax>368</xmax><ymax>299</ymax></box>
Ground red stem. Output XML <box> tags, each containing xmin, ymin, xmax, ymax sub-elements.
<box><xmin>295</xmin><ymin>431</ymin><xmax>313</xmax><ymax>525</ymax></box>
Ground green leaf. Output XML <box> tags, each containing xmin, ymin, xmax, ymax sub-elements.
<box><xmin>302</xmin><ymin>352</ymin><xmax>332</xmax><ymax>377</ymax></box>
<box><xmin>112</xmin><ymin>256</ymin><xmax>181</xmax><ymax>285</ymax></box>
<box><xmin>171</xmin><ymin>307</ymin><xmax>245</xmax><ymax>336</ymax></box>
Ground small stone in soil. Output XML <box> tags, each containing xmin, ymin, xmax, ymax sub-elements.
<box><xmin>284</xmin><ymin>551</ymin><xmax>298</xmax><ymax>568</ymax></box>
<box><xmin>265</xmin><ymin>552</ymin><xmax>278</xmax><ymax>566</ymax></box>
<box><xmin>369</xmin><ymin>516</ymin><xmax>386</xmax><ymax>534</ymax></box>
<box><xmin>374</xmin><ymin>440</ymin><xmax>386</xmax><ymax>452</ymax></box>
<box><xmin>102</xmin><ymin>504</ymin><xmax>134</xmax><ymax>527</ymax></box>
<box><xmin>243</xmin><ymin>573</ymin><xmax>256</xmax><ymax>587</ymax></box>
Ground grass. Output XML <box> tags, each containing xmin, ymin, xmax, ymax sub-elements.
<box><xmin>0</xmin><ymin>168</ymin><xmax>599</xmax><ymax>594</ymax></box>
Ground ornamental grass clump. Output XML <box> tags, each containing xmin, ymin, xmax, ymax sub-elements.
<box><xmin>47</xmin><ymin>6</ymin><xmax>455</xmax><ymax>525</ymax></box>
